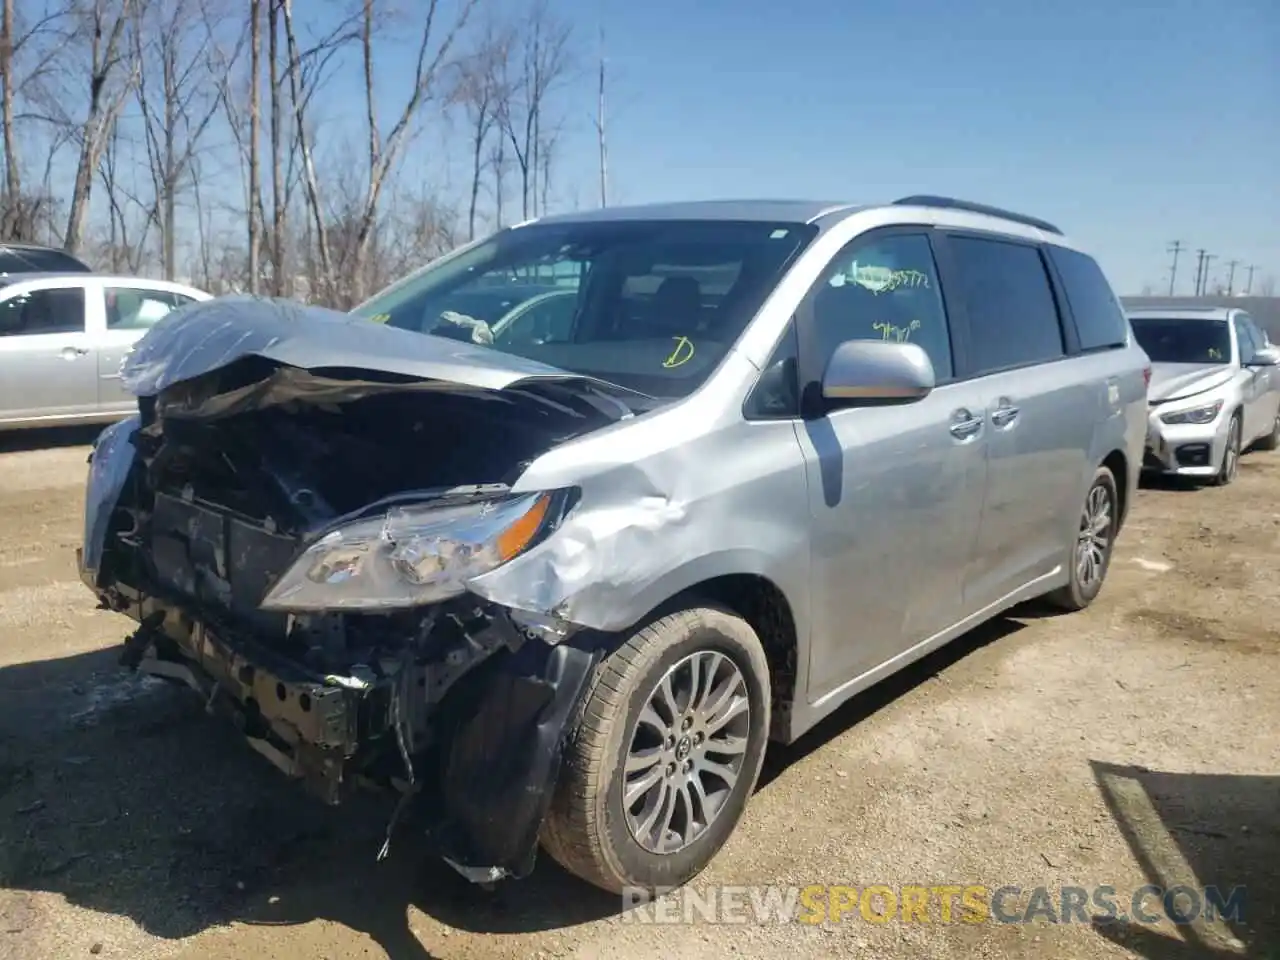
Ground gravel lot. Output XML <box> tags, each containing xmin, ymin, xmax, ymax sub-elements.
<box><xmin>0</xmin><ymin>425</ymin><xmax>1275</xmax><ymax>960</ymax></box>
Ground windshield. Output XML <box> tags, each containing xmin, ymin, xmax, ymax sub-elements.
<box><xmin>1130</xmin><ymin>317</ymin><xmax>1232</xmax><ymax>364</ymax></box>
<box><xmin>352</xmin><ymin>219</ymin><xmax>817</xmax><ymax>398</ymax></box>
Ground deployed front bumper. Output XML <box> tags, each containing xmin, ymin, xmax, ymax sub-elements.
<box><xmin>77</xmin><ymin>563</ymin><xmax>370</xmax><ymax>804</ymax></box>
<box><xmin>77</xmin><ymin>416</ymin><xmax>600</xmax><ymax>883</ymax></box>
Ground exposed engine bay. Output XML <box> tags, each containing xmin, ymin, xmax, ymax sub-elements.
<box><xmin>80</xmin><ymin>330</ymin><xmax>639</xmax><ymax>882</ymax></box>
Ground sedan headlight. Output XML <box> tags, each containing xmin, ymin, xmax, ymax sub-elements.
<box><xmin>1159</xmin><ymin>399</ymin><xmax>1223</xmax><ymax>425</ymax></box>
<box><xmin>261</xmin><ymin>491</ymin><xmax>565</xmax><ymax>612</ymax></box>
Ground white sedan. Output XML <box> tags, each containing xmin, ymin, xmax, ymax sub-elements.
<box><xmin>0</xmin><ymin>273</ymin><xmax>212</xmax><ymax>430</ymax></box>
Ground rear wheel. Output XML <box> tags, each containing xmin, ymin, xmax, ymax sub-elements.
<box><xmin>541</xmin><ymin>605</ymin><xmax>771</xmax><ymax>894</ymax></box>
<box><xmin>1045</xmin><ymin>465</ymin><xmax>1118</xmax><ymax>612</ymax></box>
<box><xmin>1211</xmin><ymin>413</ymin><xmax>1242</xmax><ymax>486</ymax></box>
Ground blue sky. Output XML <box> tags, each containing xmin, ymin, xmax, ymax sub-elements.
<box><xmin>66</xmin><ymin>0</ymin><xmax>1271</xmax><ymax>295</ymax></box>
<box><xmin>562</xmin><ymin>0</ymin><xmax>1278</xmax><ymax>295</ymax></box>
<box><xmin>380</xmin><ymin>0</ymin><xmax>1272</xmax><ymax>296</ymax></box>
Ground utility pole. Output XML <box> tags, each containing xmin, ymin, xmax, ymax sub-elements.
<box><xmin>1225</xmin><ymin>259</ymin><xmax>1240</xmax><ymax>296</ymax></box>
<box><xmin>592</xmin><ymin>26</ymin><xmax>608</xmax><ymax>208</ymax></box>
<box><xmin>1166</xmin><ymin>240</ymin><xmax>1184</xmax><ymax>295</ymax></box>
<box><xmin>1202</xmin><ymin>254</ymin><xmax>1217</xmax><ymax>295</ymax></box>
<box><xmin>1245</xmin><ymin>265</ymin><xmax>1257</xmax><ymax>295</ymax></box>
<box><xmin>1193</xmin><ymin>249</ymin><xmax>1207</xmax><ymax>296</ymax></box>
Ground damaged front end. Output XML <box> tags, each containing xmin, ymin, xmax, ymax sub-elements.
<box><xmin>78</xmin><ymin>298</ymin><xmax>636</xmax><ymax>882</ymax></box>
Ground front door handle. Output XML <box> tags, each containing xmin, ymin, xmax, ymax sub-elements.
<box><xmin>59</xmin><ymin>345</ymin><xmax>90</xmax><ymax>360</ymax></box>
<box><xmin>991</xmin><ymin>398</ymin><xmax>1020</xmax><ymax>428</ymax></box>
<box><xmin>949</xmin><ymin>408</ymin><xmax>984</xmax><ymax>440</ymax></box>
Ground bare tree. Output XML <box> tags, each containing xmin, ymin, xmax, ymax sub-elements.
<box><xmin>268</xmin><ymin>0</ymin><xmax>287</xmax><ymax>294</ymax></box>
<box><xmin>497</xmin><ymin>0</ymin><xmax>571</xmax><ymax>220</ymax></box>
<box><xmin>592</xmin><ymin>25</ymin><xmax>606</xmax><ymax>207</ymax></box>
<box><xmin>451</xmin><ymin>23</ymin><xmax>509</xmax><ymax>240</ymax></box>
<box><xmin>132</xmin><ymin>0</ymin><xmax>236</xmax><ymax>278</ymax></box>
<box><xmin>63</xmin><ymin>0</ymin><xmax>140</xmax><ymax>256</ymax></box>
<box><xmin>1</xmin><ymin>0</ymin><xmax>75</xmax><ymax>240</ymax></box>
<box><xmin>1259</xmin><ymin>275</ymin><xmax>1277</xmax><ymax>298</ymax></box>
<box><xmin>279</xmin><ymin>0</ymin><xmax>354</xmax><ymax>303</ymax></box>
<box><xmin>95</xmin><ymin>116</ymin><xmax>151</xmax><ymax>270</ymax></box>
<box><xmin>338</xmin><ymin>0</ymin><xmax>480</xmax><ymax>301</ymax></box>
<box><xmin>0</xmin><ymin>0</ymin><xmax>19</xmax><ymax>226</ymax></box>
<box><xmin>487</xmin><ymin>135</ymin><xmax>507</xmax><ymax>227</ymax></box>
<box><xmin>247</xmin><ymin>0</ymin><xmax>261</xmax><ymax>292</ymax></box>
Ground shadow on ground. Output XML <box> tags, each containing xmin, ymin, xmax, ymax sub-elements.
<box><xmin>0</xmin><ymin>424</ymin><xmax>107</xmax><ymax>454</ymax></box>
<box><xmin>1086</xmin><ymin>762</ymin><xmax>1279</xmax><ymax>959</ymax></box>
<box><xmin>0</xmin><ymin>610</ymin><xmax>1037</xmax><ymax>957</ymax></box>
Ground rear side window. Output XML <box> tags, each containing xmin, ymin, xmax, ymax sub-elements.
<box><xmin>1046</xmin><ymin>246</ymin><xmax>1127</xmax><ymax>351</ymax></box>
<box><xmin>105</xmin><ymin>287</ymin><xmax>189</xmax><ymax>329</ymax></box>
<box><xmin>948</xmin><ymin>236</ymin><xmax>1064</xmax><ymax>375</ymax></box>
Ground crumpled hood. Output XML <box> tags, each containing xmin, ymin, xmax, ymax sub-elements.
<box><xmin>121</xmin><ymin>295</ymin><xmax>619</xmax><ymax>399</ymax></box>
<box><xmin>1148</xmin><ymin>362</ymin><xmax>1235</xmax><ymax>404</ymax></box>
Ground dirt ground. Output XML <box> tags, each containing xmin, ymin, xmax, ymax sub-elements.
<box><xmin>0</xmin><ymin>425</ymin><xmax>1275</xmax><ymax>960</ymax></box>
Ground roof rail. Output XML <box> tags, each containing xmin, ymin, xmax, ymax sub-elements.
<box><xmin>891</xmin><ymin>195</ymin><xmax>1063</xmax><ymax>236</ymax></box>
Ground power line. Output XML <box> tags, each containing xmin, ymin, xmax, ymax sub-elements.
<box><xmin>1225</xmin><ymin>259</ymin><xmax>1240</xmax><ymax>296</ymax></box>
<box><xmin>1167</xmin><ymin>240</ymin><xmax>1184</xmax><ymax>295</ymax></box>
<box><xmin>1202</xmin><ymin>254</ymin><xmax>1217</xmax><ymax>295</ymax></box>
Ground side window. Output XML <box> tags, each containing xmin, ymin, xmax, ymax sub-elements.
<box><xmin>105</xmin><ymin>287</ymin><xmax>180</xmax><ymax>330</ymax></box>
<box><xmin>0</xmin><ymin>287</ymin><xmax>86</xmax><ymax>337</ymax></box>
<box><xmin>745</xmin><ymin>321</ymin><xmax>800</xmax><ymax>418</ymax></box>
<box><xmin>948</xmin><ymin>236</ymin><xmax>1064</xmax><ymax>375</ymax></box>
<box><xmin>495</xmin><ymin>292</ymin><xmax>577</xmax><ymax>345</ymax></box>
<box><xmin>1045</xmin><ymin>246</ymin><xmax>1127</xmax><ymax>351</ymax></box>
<box><xmin>1244</xmin><ymin>317</ymin><xmax>1271</xmax><ymax>352</ymax></box>
<box><xmin>808</xmin><ymin>232</ymin><xmax>953</xmax><ymax>380</ymax></box>
<box><xmin>1233</xmin><ymin>316</ymin><xmax>1256</xmax><ymax>364</ymax></box>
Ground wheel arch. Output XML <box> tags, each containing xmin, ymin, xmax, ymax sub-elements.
<box><xmin>585</xmin><ymin>565</ymin><xmax>802</xmax><ymax>744</ymax></box>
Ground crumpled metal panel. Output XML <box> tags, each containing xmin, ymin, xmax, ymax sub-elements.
<box><xmin>466</xmin><ymin>357</ymin><xmax>814</xmax><ymax>637</ymax></box>
<box><xmin>120</xmin><ymin>295</ymin><xmax>586</xmax><ymax>399</ymax></box>
<box><xmin>431</xmin><ymin>638</ymin><xmax>598</xmax><ymax>880</ymax></box>
<box><xmin>80</xmin><ymin>415</ymin><xmax>140</xmax><ymax>579</ymax></box>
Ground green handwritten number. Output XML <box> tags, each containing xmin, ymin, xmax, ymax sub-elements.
<box><xmin>871</xmin><ymin>319</ymin><xmax>921</xmax><ymax>343</ymax></box>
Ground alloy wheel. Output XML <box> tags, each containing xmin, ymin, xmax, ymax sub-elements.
<box><xmin>622</xmin><ymin>650</ymin><xmax>751</xmax><ymax>855</ymax></box>
<box><xmin>1075</xmin><ymin>481</ymin><xmax>1113</xmax><ymax>589</ymax></box>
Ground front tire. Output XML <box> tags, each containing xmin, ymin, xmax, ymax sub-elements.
<box><xmin>541</xmin><ymin>605</ymin><xmax>771</xmax><ymax>894</ymax></box>
<box><xmin>1211</xmin><ymin>412</ymin><xmax>1242</xmax><ymax>486</ymax></box>
<box><xmin>1045</xmin><ymin>465</ymin><xmax>1119</xmax><ymax>612</ymax></box>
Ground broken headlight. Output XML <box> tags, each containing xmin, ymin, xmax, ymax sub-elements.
<box><xmin>260</xmin><ymin>491</ymin><xmax>566</xmax><ymax>612</ymax></box>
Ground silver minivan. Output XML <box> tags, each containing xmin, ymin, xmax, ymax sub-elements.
<box><xmin>79</xmin><ymin>195</ymin><xmax>1148</xmax><ymax>894</ymax></box>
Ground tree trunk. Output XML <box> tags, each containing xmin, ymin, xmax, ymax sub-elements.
<box><xmin>0</xmin><ymin>0</ymin><xmax>20</xmax><ymax>237</ymax></box>
<box><xmin>269</xmin><ymin>0</ymin><xmax>285</xmax><ymax>295</ymax></box>
<box><xmin>248</xmin><ymin>0</ymin><xmax>261</xmax><ymax>293</ymax></box>
<box><xmin>161</xmin><ymin>35</ymin><xmax>177</xmax><ymax>278</ymax></box>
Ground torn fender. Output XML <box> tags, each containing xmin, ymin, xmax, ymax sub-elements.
<box><xmin>80</xmin><ymin>414</ymin><xmax>141</xmax><ymax>582</ymax></box>
<box><xmin>427</xmin><ymin>635</ymin><xmax>599</xmax><ymax>881</ymax></box>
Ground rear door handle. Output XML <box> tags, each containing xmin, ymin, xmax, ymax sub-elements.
<box><xmin>990</xmin><ymin>398</ymin><xmax>1020</xmax><ymax>429</ymax></box>
<box><xmin>949</xmin><ymin>408</ymin><xmax>984</xmax><ymax>440</ymax></box>
<box><xmin>60</xmin><ymin>345</ymin><xmax>90</xmax><ymax>360</ymax></box>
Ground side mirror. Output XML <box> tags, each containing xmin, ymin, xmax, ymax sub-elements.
<box><xmin>1247</xmin><ymin>347</ymin><xmax>1280</xmax><ymax>367</ymax></box>
<box><xmin>821</xmin><ymin>339</ymin><xmax>935</xmax><ymax>407</ymax></box>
